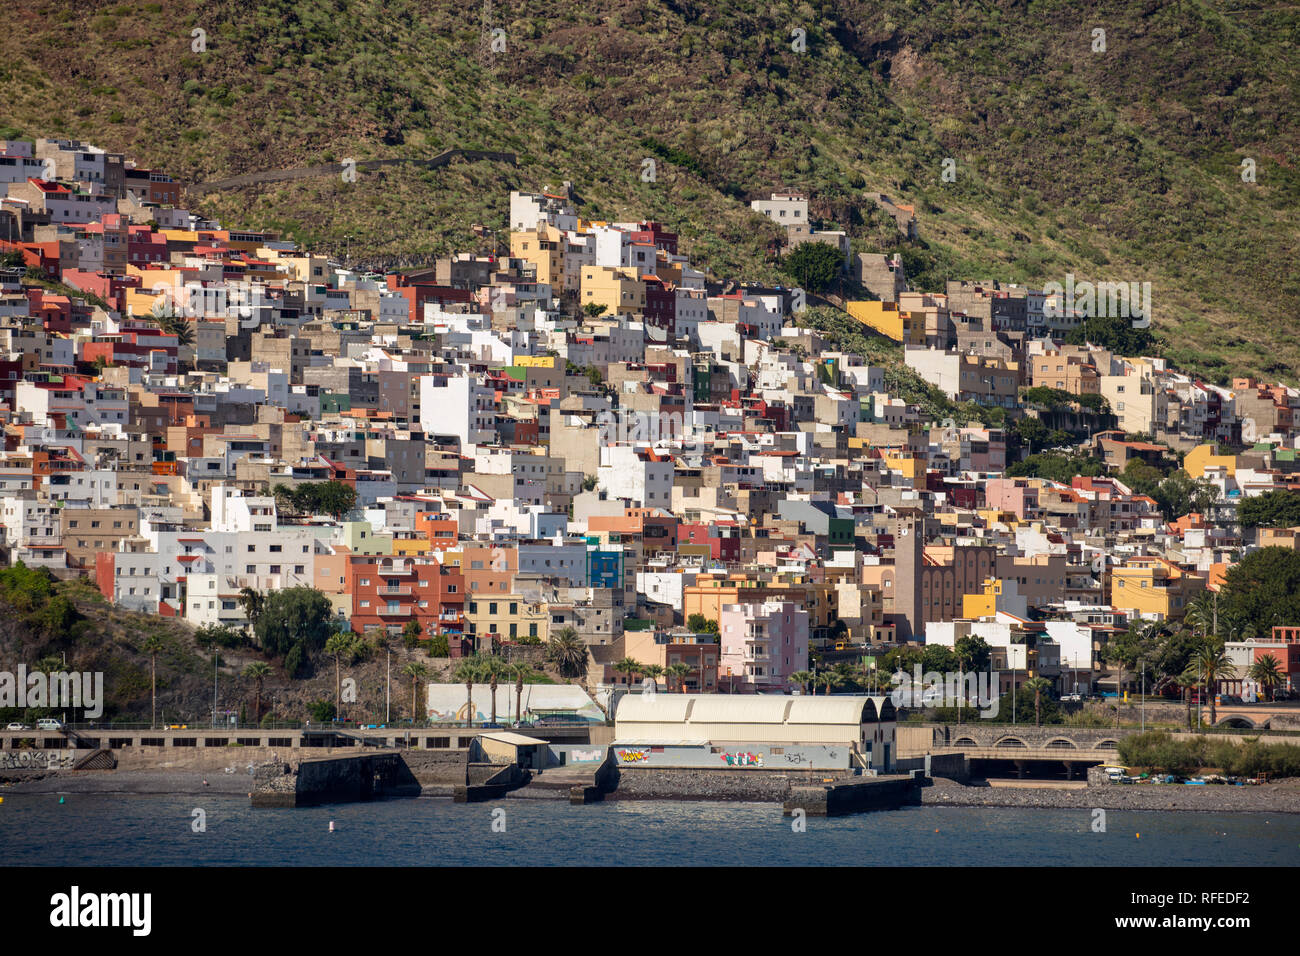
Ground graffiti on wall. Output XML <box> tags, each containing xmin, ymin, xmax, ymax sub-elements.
<box><xmin>719</xmin><ymin>751</ymin><xmax>763</xmax><ymax>767</ymax></box>
<box><xmin>617</xmin><ymin>748</ymin><xmax>651</xmax><ymax>764</ymax></box>
<box><xmin>571</xmin><ymin>749</ymin><xmax>604</xmax><ymax>762</ymax></box>
<box><xmin>0</xmin><ymin>751</ymin><xmax>76</xmax><ymax>770</ymax></box>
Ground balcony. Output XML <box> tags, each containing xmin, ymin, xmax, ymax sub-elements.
<box><xmin>378</xmin><ymin>585</ymin><xmax>412</xmax><ymax>596</ymax></box>
<box><xmin>377</xmin><ymin>605</ymin><xmax>412</xmax><ymax>616</ymax></box>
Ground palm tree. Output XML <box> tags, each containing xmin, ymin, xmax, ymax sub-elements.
<box><xmin>480</xmin><ymin>655</ymin><xmax>510</xmax><ymax>724</ymax></box>
<box><xmin>816</xmin><ymin>670</ymin><xmax>844</xmax><ymax>697</ymax></box>
<box><xmin>666</xmin><ymin>662</ymin><xmax>692</xmax><ymax>693</ymax></box>
<box><xmin>642</xmin><ymin>663</ymin><xmax>664</xmax><ymax>691</ymax></box>
<box><xmin>1023</xmin><ymin>676</ymin><xmax>1052</xmax><ymax>727</ymax></box>
<box><xmin>1248</xmin><ymin>654</ymin><xmax>1284</xmax><ymax>702</ymax></box>
<box><xmin>324</xmin><ymin>633</ymin><xmax>353</xmax><ymax>713</ymax></box>
<box><xmin>613</xmin><ymin>657</ymin><xmax>643</xmax><ymax>689</ymax></box>
<box><xmin>142</xmin><ymin>635</ymin><xmax>165</xmax><ymax>729</ymax></box>
<box><xmin>451</xmin><ymin>656</ymin><xmax>483</xmax><ymax>727</ymax></box>
<box><xmin>242</xmin><ymin>661</ymin><xmax>272</xmax><ymax>723</ymax></box>
<box><xmin>507</xmin><ymin>661</ymin><xmax>534</xmax><ymax>723</ymax></box>
<box><xmin>1183</xmin><ymin>642</ymin><xmax>1237</xmax><ymax>725</ymax></box>
<box><xmin>788</xmin><ymin>670</ymin><xmax>814</xmax><ymax>695</ymax></box>
<box><xmin>238</xmin><ymin>587</ymin><xmax>265</xmax><ymax>636</ymax></box>
<box><xmin>402</xmin><ymin>661</ymin><xmax>429</xmax><ymax>721</ymax></box>
<box><xmin>1185</xmin><ymin>591</ymin><xmax>1219</xmax><ymax>641</ymax></box>
<box><xmin>546</xmin><ymin>627</ymin><xmax>587</xmax><ymax>681</ymax></box>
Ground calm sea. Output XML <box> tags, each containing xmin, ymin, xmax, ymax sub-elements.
<box><xmin>3</xmin><ymin>795</ymin><xmax>1298</xmax><ymax>866</ymax></box>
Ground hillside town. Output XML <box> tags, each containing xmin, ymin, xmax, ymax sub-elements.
<box><xmin>2</xmin><ymin>136</ymin><xmax>1299</xmax><ymax>717</ymax></box>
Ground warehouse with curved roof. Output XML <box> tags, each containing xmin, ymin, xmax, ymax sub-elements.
<box><xmin>613</xmin><ymin>694</ymin><xmax>897</xmax><ymax>772</ymax></box>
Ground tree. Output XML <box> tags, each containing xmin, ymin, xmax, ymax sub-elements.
<box><xmin>613</xmin><ymin>657</ymin><xmax>643</xmax><ymax>688</ymax></box>
<box><xmin>546</xmin><ymin>627</ymin><xmax>587</xmax><ymax>680</ymax></box>
<box><xmin>402</xmin><ymin>661</ymin><xmax>429</xmax><ymax>721</ymax></box>
<box><xmin>782</xmin><ymin>241</ymin><xmax>843</xmax><ymax>294</ymax></box>
<box><xmin>1238</xmin><ymin>490</ymin><xmax>1300</xmax><ymax>529</ymax></box>
<box><xmin>582</xmin><ymin>302</ymin><xmax>608</xmax><ymax>318</ymax></box>
<box><xmin>242</xmin><ymin>662</ymin><xmax>272</xmax><ymax>723</ymax></box>
<box><xmin>1022</xmin><ymin>677</ymin><xmax>1052</xmax><ymax>727</ymax></box>
<box><xmin>142</xmin><ymin>634</ymin><xmax>165</xmax><ymax>730</ymax></box>
<box><xmin>1014</xmin><ymin>416</ymin><xmax>1048</xmax><ymax>456</ymax></box>
<box><xmin>451</xmin><ymin>656</ymin><xmax>483</xmax><ymax>727</ymax></box>
<box><xmin>325</xmin><ymin>633</ymin><xmax>353</xmax><ymax>713</ymax></box>
<box><xmin>238</xmin><ymin>587</ymin><xmax>266</xmax><ymax>633</ymax></box>
<box><xmin>508</xmin><ymin>661</ymin><xmax>534</xmax><ymax>723</ymax></box>
<box><xmin>666</xmin><ymin>662</ymin><xmax>693</xmax><ymax>693</ymax></box>
<box><xmin>1185</xmin><ymin>642</ymin><xmax>1237</xmax><ymax>725</ymax></box>
<box><xmin>254</xmin><ymin>587</ymin><xmax>335</xmax><ymax>661</ymax></box>
<box><xmin>953</xmin><ymin>635</ymin><xmax>992</xmax><ymax>673</ymax></box>
<box><xmin>402</xmin><ymin>619</ymin><xmax>423</xmax><ymax>648</ymax></box>
<box><xmin>686</xmin><ymin>613</ymin><xmax>710</xmax><ymax>634</ymax></box>
<box><xmin>1218</xmin><ymin>547</ymin><xmax>1300</xmax><ymax>640</ymax></box>
<box><xmin>1248</xmin><ymin>654</ymin><xmax>1284</xmax><ymax>701</ymax></box>
<box><xmin>1064</xmin><ymin>314</ymin><xmax>1155</xmax><ymax>356</ymax></box>
<box><xmin>314</xmin><ymin>480</ymin><xmax>357</xmax><ymax>520</ymax></box>
<box><xmin>480</xmin><ymin>654</ymin><xmax>510</xmax><ymax>724</ymax></box>
<box><xmin>642</xmin><ymin>663</ymin><xmax>664</xmax><ymax>690</ymax></box>
<box><xmin>816</xmin><ymin>669</ymin><xmax>844</xmax><ymax>697</ymax></box>
<box><xmin>307</xmin><ymin>700</ymin><xmax>336</xmax><ymax>723</ymax></box>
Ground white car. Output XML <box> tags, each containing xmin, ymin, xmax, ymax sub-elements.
<box><xmin>35</xmin><ymin>718</ymin><xmax>63</xmax><ymax>731</ymax></box>
<box><xmin>5</xmin><ymin>722</ymin><xmax>29</xmax><ymax>731</ymax></box>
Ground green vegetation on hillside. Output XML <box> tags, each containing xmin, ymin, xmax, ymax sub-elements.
<box><xmin>0</xmin><ymin>0</ymin><xmax>1295</xmax><ymax>379</ymax></box>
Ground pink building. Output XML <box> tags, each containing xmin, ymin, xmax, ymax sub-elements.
<box><xmin>719</xmin><ymin>600</ymin><xmax>809</xmax><ymax>693</ymax></box>
<box><xmin>983</xmin><ymin>477</ymin><xmax>1040</xmax><ymax>520</ymax></box>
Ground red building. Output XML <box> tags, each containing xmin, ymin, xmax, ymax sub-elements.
<box><xmin>347</xmin><ymin>554</ymin><xmax>467</xmax><ymax>649</ymax></box>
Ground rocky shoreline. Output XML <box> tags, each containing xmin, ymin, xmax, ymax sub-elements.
<box><xmin>923</xmin><ymin>778</ymin><xmax>1300</xmax><ymax>814</ymax></box>
<box><xmin>7</xmin><ymin>769</ymin><xmax>1300</xmax><ymax>813</ymax></box>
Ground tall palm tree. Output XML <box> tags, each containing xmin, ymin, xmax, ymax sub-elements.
<box><xmin>546</xmin><ymin>627</ymin><xmax>587</xmax><ymax>681</ymax></box>
<box><xmin>142</xmin><ymin>635</ymin><xmax>165</xmax><ymax>729</ymax></box>
<box><xmin>613</xmin><ymin>657</ymin><xmax>643</xmax><ymax>688</ymax></box>
<box><xmin>324</xmin><ymin>633</ymin><xmax>353</xmax><ymax>713</ymax></box>
<box><xmin>507</xmin><ymin>661</ymin><xmax>534</xmax><ymax>723</ymax></box>
<box><xmin>642</xmin><ymin>663</ymin><xmax>665</xmax><ymax>691</ymax></box>
<box><xmin>666</xmin><ymin>662</ymin><xmax>692</xmax><ymax>693</ymax></box>
<box><xmin>1023</xmin><ymin>676</ymin><xmax>1052</xmax><ymax>727</ymax></box>
<box><xmin>451</xmin><ymin>656</ymin><xmax>483</xmax><ymax>727</ymax></box>
<box><xmin>242</xmin><ymin>661</ymin><xmax>272</xmax><ymax>724</ymax></box>
<box><xmin>402</xmin><ymin>661</ymin><xmax>429</xmax><ymax>721</ymax></box>
<box><xmin>817</xmin><ymin>670</ymin><xmax>844</xmax><ymax>697</ymax></box>
<box><xmin>1185</xmin><ymin>591</ymin><xmax>1219</xmax><ymax>641</ymax></box>
<box><xmin>480</xmin><ymin>655</ymin><xmax>510</xmax><ymax>724</ymax></box>
<box><xmin>1248</xmin><ymin>654</ymin><xmax>1284</xmax><ymax>702</ymax></box>
<box><xmin>788</xmin><ymin>670</ymin><xmax>814</xmax><ymax>695</ymax></box>
<box><xmin>1183</xmin><ymin>642</ymin><xmax>1237</xmax><ymax>725</ymax></box>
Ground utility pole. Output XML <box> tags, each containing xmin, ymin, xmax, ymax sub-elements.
<box><xmin>386</xmin><ymin>647</ymin><xmax>391</xmax><ymax>724</ymax></box>
<box><xmin>1141</xmin><ymin>661</ymin><xmax>1145</xmax><ymax>734</ymax></box>
<box><xmin>213</xmin><ymin>648</ymin><xmax>218</xmax><ymax>729</ymax></box>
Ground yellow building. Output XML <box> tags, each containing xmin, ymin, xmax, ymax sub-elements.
<box><xmin>847</xmin><ymin>300</ymin><xmax>925</xmax><ymax>345</ymax></box>
<box><xmin>581</xmin><ymin>265</ymin><xmax>645</xmax><ymax>316</ymax></box>
<box><xmin>1184</xmin><ymin>444</ymin><xmax>1238</xmax><ymax>479</ymax></box>
<box><xmin>1110</xmin><ymin>556</ymin><xmax>1205</xmax><ymax>621</ymax></box>
<box><xmin>511</xmin><ymin>225</ymin><xmax>566</xmax><ymax>290</ymax></box>
<box><xmin>465</xmin><ymin>592</ymin><xmax>549</xmax><ymax>645</ymax></box>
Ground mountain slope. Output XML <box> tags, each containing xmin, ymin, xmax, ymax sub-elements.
<box><xmin>2</xmin><ymin>0</ymin><xmax>1297</xmax><ymax>381</ymax></box>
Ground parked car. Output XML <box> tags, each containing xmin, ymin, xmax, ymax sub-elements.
<box><xmin>36</xmin><ymin>718</ymin><xmax>63</xmax><ymax>731</ymax></box>
<box><xmin>5</xmin><ymin>722</ymin><xmax>29</xmax><ymax>731</ymax></box>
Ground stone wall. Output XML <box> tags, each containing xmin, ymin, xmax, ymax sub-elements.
<box><xmin>609</xmin><ymin>767</ymin><xmax>853</xmax><ymax>803</ymax></box>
